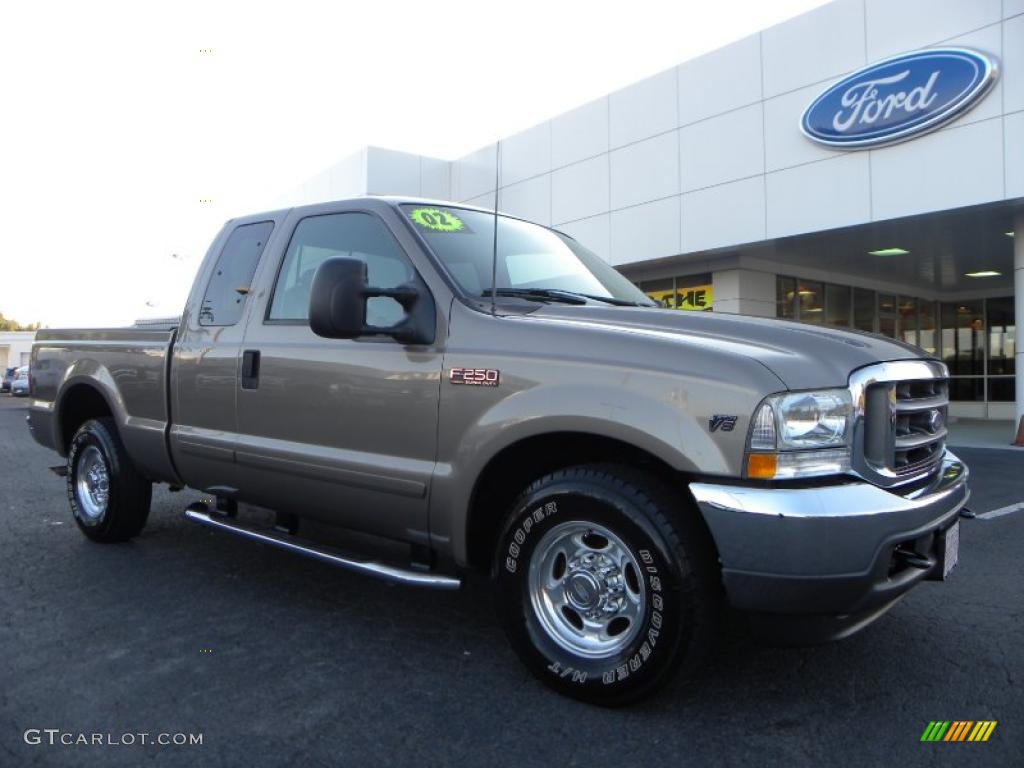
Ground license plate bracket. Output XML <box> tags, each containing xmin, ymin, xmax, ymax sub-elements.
<box><xmin>936</xmin><ymin>521</ymin><xmax>960</xmax><ymax>580</ymax></box>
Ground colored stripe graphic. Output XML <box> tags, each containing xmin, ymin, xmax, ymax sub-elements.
<box><xmin>921</xmin><ymin>722</ymin><xmax>950</xmax><ymax>741</ymax></box>
<box><xmin>921</xmin><ymin>720</ymin><xmax>997</xmax><ymax>742</ymax></box>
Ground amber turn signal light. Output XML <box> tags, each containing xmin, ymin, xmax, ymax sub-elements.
<box><xmin>746</xmin><ymin>453</ymin><xmax>778</xmax><ymax>479</ymax></box>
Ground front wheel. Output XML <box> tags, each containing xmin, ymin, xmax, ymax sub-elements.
<box><xmin>67</xmin><ymin>418</ymin><xmax>152</xmax><ymax>542</ymax></box>
<box><xmin>493</xmin><ymin>465</ymin><xmax>720</xmax><ymax>705</ymax></box>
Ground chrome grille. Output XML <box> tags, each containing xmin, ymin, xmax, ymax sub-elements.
<box><xmin>891</xmin><ymin>378</ymin><xmax>948</xmax><ymax>475</ymax></box>
<box><xmin>849</xmin><ymin>360</ymin><xmax>949</xmax><ymax>488</ymax></box>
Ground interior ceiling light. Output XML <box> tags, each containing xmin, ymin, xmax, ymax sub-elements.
<box><xmin>868</xmin><ymin>247</ymin><xmax>909</xmax><ymax>256</ymax></box>
<box><xmin>964</xmin><ymin>270</ymin><xmax>1002</xmax><ymax>278</ymax></box>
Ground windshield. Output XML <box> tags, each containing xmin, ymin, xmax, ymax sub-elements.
<box><xmin>401</xmin><ymin>205</ymin><xmax>653</xmax><ymax>305</ymax></box>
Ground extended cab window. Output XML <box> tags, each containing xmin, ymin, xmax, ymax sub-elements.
<box><xmin>269</xmin><ymin>212</ymin><xmax>413</xmax><ymax>325</ymax></box>
<box><xmin>199</xmin><ymin>221</ymin><xmax>274</xmax><ymax>326</ymax></box>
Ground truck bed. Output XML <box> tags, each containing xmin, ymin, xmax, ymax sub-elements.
<box><xmin>28</xmin><ymin>327</ymin><xmax>178</xmax><ymax>483</ymax></box>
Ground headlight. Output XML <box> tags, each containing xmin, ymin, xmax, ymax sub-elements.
<box><xmin>746</xmin><ymin>389</ymin><xmax>852</xmax><ymax>479</ymax></box>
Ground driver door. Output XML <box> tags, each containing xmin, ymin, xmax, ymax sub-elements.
<box><xmin>233</xmin><ymin>205</ymin><xmax>443</xmax><ymax>543</ymax></box>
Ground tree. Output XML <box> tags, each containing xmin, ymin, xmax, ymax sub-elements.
<box><xmin>0</xmin><ymin>313</ymin><xmax>42</xmax><ymax>331</ymax></box>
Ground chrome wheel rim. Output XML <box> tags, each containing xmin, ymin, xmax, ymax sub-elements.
<box><xmin>75</xmin><ymin>446</ymin><xmax>110</xmax><ymax>520</ymax></box>
<box><xmin>528</xmin><ymin>521</ymin><xmax>646</xmax><ymax>659</ymax></box>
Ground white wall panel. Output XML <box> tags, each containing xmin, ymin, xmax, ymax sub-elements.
<box><xmin>610</xmin><ymin>67</ymin><xmax>678</xmax><ymax>149</ymax></box>
<box><xmin>677</xmin><ymin>34</ymin><xmax>762</xmax><ymax>125</ymax></box>
<box><xmin>551</xmin><ymin>156</ymin><xmax>609</xmax><ymax>224</ymax></box>
<box><xmin>681</xmin><ymin>176</ymin><xmax>766</xmax><ymax>252</ymax></box>
<box><xmin>452</xmin><ymin>144</ymin><xmax>497</xmax><ymax>202</ymax></box>
<box><xmin>679</xmin><ymin>103</ymin><xmax>764</xmax><ymax>191</ymax></box>
<box><xmin>365</xmin><ymin>148</ymin><xmax>421</xmax><ymax>196</ymax></box>
<box><xmin>499</xmin><ymin>175</ymin><xmax>551</xmax><ymax>226</ymax></box>
<box><xmin>609</xmin><ymin>132</ymin><xmax>679</xmax><ymax>209</ymax></box>
<box><xmin>551</xmin><ymin>98</ymin><xmax>609</xmax><ymax>168</ymax></box>
<box><xmin>766</xmin><ymin>153</ymin><xmax>870</xmax><ymax>238</ymax></box>
<box><xmin>870</xmin><ymin>118</ymin><xmax>1004</xmax><ymax>220</ymax></box>
<box><xmin>1004</xmin><ymin>111</ymin><xmax>1024</xmax><ymax>199</ymax></box>
<box><xmin>763</xmin><ymin>83</ymin><xmax>838</xmax><ymax>172</ymax></box>
<box><xmin>1004</xmin><ymin>15</ymin><xmax>1024</xmax><ymax>115</ymax></box>
<box><xmin>865</xmin><ymin>0</ymin><xmax>1001</xmax><ymax>61</ymax></box>
<box><xmin>499</xmin><ymin>121</ymin><xmax>551</xmax><ymax>186</ymax></box>
<box><xmin>609</xmin><ymin>197</ymin><xmax>681</xmax><ymax>266</ymax></box>
<box><xmin>762</xmin><ymin>0</ymin><xmax>865</xmax><ymax>97</ymax></box>
<box><xmin>420</xmin><ymin>156</ymin><xmax>451</xmax><ymax>200</ymax></box>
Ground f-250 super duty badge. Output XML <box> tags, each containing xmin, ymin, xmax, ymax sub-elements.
<box><xmin>449</xmin><ymin>367</ymin><xmax>500</xmax><ymax>387</ymax></box>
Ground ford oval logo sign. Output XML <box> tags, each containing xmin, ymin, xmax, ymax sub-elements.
<box><xmin>800</xmin><ymin>47</ymin><xmax>997</xmax><ymax>149</ymax></box>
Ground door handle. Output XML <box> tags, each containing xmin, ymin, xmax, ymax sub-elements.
<box><xmin>241</xmin><ymin>350</ymin><xmax>260</xmax><ymax>390</ymax></box>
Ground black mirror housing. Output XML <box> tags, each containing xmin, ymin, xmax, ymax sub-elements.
<box><xmin>308</xmin><ymin>257</ymin><xmax>435</xmax><ymax>345</ymax></box>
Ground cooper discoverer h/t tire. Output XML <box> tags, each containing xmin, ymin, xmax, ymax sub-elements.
<box><xmin>67</xmin><ymin>418</ymin><xmax>152</xmax><ymax>542</ymax></box>
<box><xmin>492</xmin><ymin>464</ymin><xmax>720</xmax><ymax>705</ymax></box>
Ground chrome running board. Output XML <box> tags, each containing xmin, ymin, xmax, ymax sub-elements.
<box><xmin>184</xmin><ymin>504</ymin><xmax>460</xmax><ymax>590</ymax></box>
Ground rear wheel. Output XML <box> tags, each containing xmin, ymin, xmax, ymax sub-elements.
<box><xmin>67</xmin><ymin>418</ymin><xmax>152</xmax><ymax>542</ymax></box>
<box><xmin>493</xmin><ymin>464</ymin><xmax>720</xmax><ymax>705</ymax></box>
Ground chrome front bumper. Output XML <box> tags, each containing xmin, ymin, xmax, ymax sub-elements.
<box><xmin>689</xmin><ymin>451</ymin><xmax>969</xmax><ymax>622</ymax></box>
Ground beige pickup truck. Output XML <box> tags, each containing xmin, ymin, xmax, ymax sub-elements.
<box><xmin>28</xmin><ymin>197</ymin><xmax>969</xmax><ymax>704</ymax></box>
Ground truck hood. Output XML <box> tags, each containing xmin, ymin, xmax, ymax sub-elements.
<box><xmin>526</xmin><ymin>305</ymin><xmax>928</xmax><ymax>389</ymax></box>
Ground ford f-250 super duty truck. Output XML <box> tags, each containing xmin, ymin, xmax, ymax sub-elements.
<box><xmin>29</xmin><ymin>197</ymin><xmax>969</xmax><ymax>704</ymax></box>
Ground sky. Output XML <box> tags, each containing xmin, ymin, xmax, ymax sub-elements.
<box><xmin>0</xmin><ymin>0</ymin><xmax>830</xmax><ymax>328</ymax></box>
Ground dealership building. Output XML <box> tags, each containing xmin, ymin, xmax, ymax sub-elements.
<box><xmin>291</xmin><ymin>0</ymin><xmax>1023</xmax><ymax>427</ymax></box>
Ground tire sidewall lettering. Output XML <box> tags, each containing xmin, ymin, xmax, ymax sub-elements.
<box><xmin>504</xmin><ymin>500</ymin><xmax>558</xmax><ymax>574</ymax></box>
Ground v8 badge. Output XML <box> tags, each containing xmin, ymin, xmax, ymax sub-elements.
<box><xmin>708</xmin><ymin>414</ymin><xmax>737</xmax><ymax>433</ymax></box>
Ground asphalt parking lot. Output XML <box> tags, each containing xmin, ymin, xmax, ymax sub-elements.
<box><xmin>0</xmin><ymin>395</ymin><xmax>1021</xmax><ymax>767</ymax></box>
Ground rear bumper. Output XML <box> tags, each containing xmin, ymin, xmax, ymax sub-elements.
<box><xmin>690</xmin><ymin>452</ymin><xmax>968</xmax><ymax>640</ymax></box>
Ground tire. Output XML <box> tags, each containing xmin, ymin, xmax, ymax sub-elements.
<box><xmin>67</xmin><ymin>418</ymin><xmax>152</xmax><ymax>542</ymax></box>
<box><xmin>492</xmin><ymin>464</ymin><xmax>720</xmax><ymax>705</ymax></box>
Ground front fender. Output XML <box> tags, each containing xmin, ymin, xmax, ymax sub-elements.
<box><xmin>430</xmin><ymin>382</ymin><xmax>734</xmax><ymax>565</ymax></box>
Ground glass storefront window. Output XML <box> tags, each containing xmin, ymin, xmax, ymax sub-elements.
<box><xmin>988</xmin><ymin>378</ymin><xmax>1015</xmax><ymax>401</ymax></box>
<box><xmin>768</xmin><ymin>273</ymin><xmax>1014</xmax><ymax>405</ymax></box>
<box><xmin>949</xmin><ymin>377</ymin><xmax>985</xmax><ymax>402</ymax></box>
<box><xmin>853</xmin><ymin>288</ymin><xmax>875</xmax><ymax>332</ymax></box>
<box><xmin>941</xmin><ymin>301</ymin><xmax>984</xmax><ymax>376</ymax></box>
<box><xmin>918</xmin><ymin>299</ymin><xmax>937</xmax><ymax>356</ymax></box>
<box><xmin>898</xmin><ymin>296</ymin><xmax>918</xmax><ymax>346</ymax></box>
<box><xmin>777</xmin><ymin>276</ymin><xmax>796</xmax><ymax>320</ymax></box>
<box><xmin>797</xmin><ymin>280</ymin><xmax>824</xmax><ymax>324</ymax></box>
<box><xmin>986</xmin><ymin>296</ymin><xmax>1015</xmax><ymax>376</ymax></box>
<box><xmin>826</xmin><ymin>284</ymin><xmax>851</xmax><ymax>327</ymax></box>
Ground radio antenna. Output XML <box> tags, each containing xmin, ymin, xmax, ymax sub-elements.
<box><xmin>489</xmin><ymin>140</ymin><xmax>500</xmax><ymax>316</ymax></box>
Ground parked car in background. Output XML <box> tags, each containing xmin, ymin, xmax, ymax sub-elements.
<box><xmin>11</xmin><ymin>366</ymin><xmax>29</xmax><ymax>397</ymax></box>
<box><xmin>1</xmin><ymin>367</ymin><xmax>17</xmax><ymax>393</ymax></box>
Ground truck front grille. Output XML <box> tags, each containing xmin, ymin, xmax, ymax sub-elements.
<box><xmin>852</xmin><ymin>360</ymin><xmax>949</xmax><ymax>488</ymax></box>
<box><xmin>892</xmin><ymin>379</ymin><xmax>948</xmax><ymax>475</ymax></box>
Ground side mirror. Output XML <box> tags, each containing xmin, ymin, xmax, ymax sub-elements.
<box><xmin>308</xmin><ymin>257</ymin><xmax>435</xmax><ymax>345</ymax></box>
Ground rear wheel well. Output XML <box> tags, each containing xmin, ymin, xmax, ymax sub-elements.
<box><xmin>59</xmin><ymin>385</ymin><xmax>114</xmax><ymax>453</ymax></box>
<box><xmin>465</xmin><ymin>432</ymin><xmax>710</xmax><ymax>572</ymax></box>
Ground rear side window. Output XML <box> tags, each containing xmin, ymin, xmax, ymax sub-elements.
<box><xmin>268</xmin><ymin>212</ymin><xmax>414</xmax><ymax>325</ymax></box>
<box><xmin>199</xmin><ymin>221</ymin><xmax>274</xmax><ymax>326</ymax></box>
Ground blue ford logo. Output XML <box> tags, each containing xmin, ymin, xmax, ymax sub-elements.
<box><xmin>801</xmin><ymin>47</ymin><xmax>997</xmax><ymax>149</ymax></box>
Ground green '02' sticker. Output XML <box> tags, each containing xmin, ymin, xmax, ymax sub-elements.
<box><xmin>409</xmin><ymin>207</ymin><xmax>465</xmax><ymax>232</ymax></box>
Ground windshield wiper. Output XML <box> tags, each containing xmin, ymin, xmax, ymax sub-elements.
<box><xmin>483</xmin><ymin>288</ymin><xmax>588</xmax><ymax>305</ymax></box>
<box><xmin>483</xmin><ymin>288</ymin><xmax>654</xmax><ymax>307</ymax></box>
<box><xmin>573</xmin><ymin>293</ymin><xmax>656</xmax><ymax>307</ymax></box>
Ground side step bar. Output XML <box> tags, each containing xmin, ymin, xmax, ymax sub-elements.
<box><xmin>184</xmin><ymin>505</ymin><xmax>461</xmax><ymax>590</ymax></box>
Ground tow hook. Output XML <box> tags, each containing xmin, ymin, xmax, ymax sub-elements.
<box><xmin>893</xmin><ymin>546</ymin><xmax>932</xmax><ymax>570</ymax></box>
<box><xmin>959</xmin><ymin>508</ymin><xmax>976</xmax><ymax>519</ymax></box>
